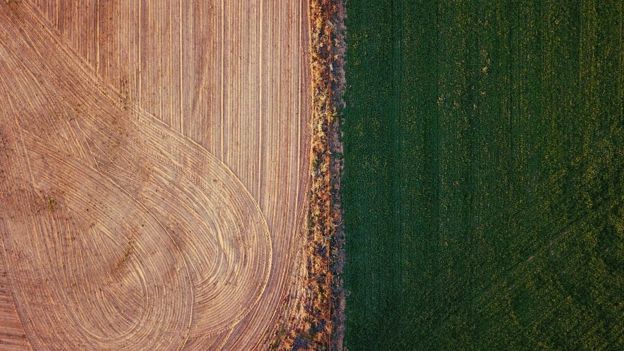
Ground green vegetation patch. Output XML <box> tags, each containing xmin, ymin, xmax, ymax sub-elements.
<box><xmin>343</xmin><ymin>1</ymin><xmax>624</xmax><ymax>350</ymax></box>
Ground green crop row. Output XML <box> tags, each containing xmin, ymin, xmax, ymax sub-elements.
<box><xmin>343</xmin><ymin>1</ymin><xmax>624</xmax><ymax>350</ymax></box>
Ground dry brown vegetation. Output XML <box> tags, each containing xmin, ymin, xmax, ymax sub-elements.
<box><xmin>271</xmin><ymin>0</ymin><xmax>345</xmax><ymax>350</ymax></box>
<box><xmin>0</xmin><ymin>0</ymin><xmax>311</xmax><ymax>349</ymax></box>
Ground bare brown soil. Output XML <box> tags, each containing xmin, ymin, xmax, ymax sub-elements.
<box><xmin>0</xmin><ymin>0</ymin><xmax>310</xmax><ymax>350</ymax></box>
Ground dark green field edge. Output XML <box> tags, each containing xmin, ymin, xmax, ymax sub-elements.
<box><xmin>343</xmin><ymin>1</ymin><xmax>624</xmax><ymax>350</ymax></box>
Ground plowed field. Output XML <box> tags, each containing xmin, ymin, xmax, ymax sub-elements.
<box><xmin>0</xmin><ymin>1</ymin><xmax>310</xmax><ymax>349</ymax></box>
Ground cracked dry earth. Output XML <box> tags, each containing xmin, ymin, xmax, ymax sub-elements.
<box><xmin>0</xmin><ymin>0</ymin><xmax>310</xmax><ymax>350</ymax></box>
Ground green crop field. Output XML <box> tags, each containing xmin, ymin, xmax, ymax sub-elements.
<box><xmin>342</xmin><ymin>1</ymin><xmax>624</xmax><ymax>350</ymax></box>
